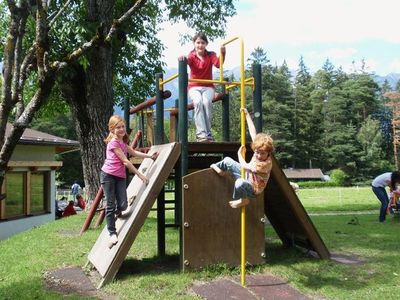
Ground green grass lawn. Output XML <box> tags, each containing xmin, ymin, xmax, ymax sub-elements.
<box><xmin>298</xmin><ymin>186</ymin><xmax>379</xmax><ymax>213</ymax></box>
<box><xmin>0</xmin><ymin>186</ymin><xmax>398</xmax><ymax>299</ymax></box>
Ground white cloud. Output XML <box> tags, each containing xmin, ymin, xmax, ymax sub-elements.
<box><xmin>324</xmin><ymin>48</ymin><xmax>358</xmax><ymax>60</ymax></box>
<box><xmin>158</xmin><ymin>0</ymin><xmax>400</xmax><ymax>74</ymax></box>
<box><xmin>232</xmin><ymin>0</ymin><xmax>400</xmax><ymax>44</ymax></box>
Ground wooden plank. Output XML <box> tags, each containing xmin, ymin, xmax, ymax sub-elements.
<box><xmin>169</xmin><ymin>114</ymin><xmax>176</xmax><ymax>142</ymax></box>
<box><xmin>87</xmin><ymin>142</ymin><xmax>181</xmax><ymax>286</ymax></box>
<box><xmin>264</xmin><ymin>155</ymin><xmax>330</xmax><ymax>259</ymax></box>
<box><xmin>182</xmin><ymin>169</ymin><xmax>265</xmax><ymax>270</ymax></box>
<box><xmin>7</xmin><ymin>161</ymin><xmax>63</xmax><ymax>167</ymax></box>
<box><xmin>146</xmin><ymin>112</ymin><xmax>153</xmax><ymax>146</ymax></box>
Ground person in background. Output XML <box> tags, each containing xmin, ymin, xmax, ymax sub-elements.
<box><xmin>71</xmin><ymin>181</ymin><xmax>81</xmax><ymax>203</ymax></box>
<box><xmin>62</xmin><ymin>201</ymin><xmax>77</xmax><ymax>217</ymax></box>
<box><xmin>371</xmin><ymin>171</ymin><xmax>400</xmax><ymax>222</ymax></box>
<box><xmin>179</xmin><ymin>32</ymin><xmax>225</xmax><ymax>142</ymax></box>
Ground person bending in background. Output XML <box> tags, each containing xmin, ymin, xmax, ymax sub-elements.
<box><xmin>210</xmin><ymin>108</ymin><xmax>274</xmax><ymax>208</ymax></box>
<box><xmin>101</xmin><ymin>115</ymin><xmax>158</xmax><ymax>247</ymax></box>
<box><xmin>371</xmin><ymin>171</ymin><xmax>400</xmax><ymax>222</ymax></box>
<box><xmin>179</xmin><ymin>32</ymin><xmax>225</xmax><ymax>142</ymax></box>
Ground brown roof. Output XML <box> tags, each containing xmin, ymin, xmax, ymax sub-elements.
<box><xmin>282</xmin><ymin>168</ymin><xmax>324</xmax><ymax>180</ymax></box>
<box><xmin>6</xmin><ymin>123</ymin><xmax>80</xmax><ymax>154</ymax></box>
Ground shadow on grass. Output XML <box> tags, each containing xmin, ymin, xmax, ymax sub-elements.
<box><xmin>117</xmin><ymin>254</ymin><xmax>181</xmax><ymax>279</ymax></box>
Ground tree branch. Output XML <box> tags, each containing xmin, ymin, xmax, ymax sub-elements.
<box><xmin>52</xmin><ymin>0</ymin><xmax>147</xmax><ymax>71</ymax></box>
<box><xmin>48</xmin><ymin>0</ymin><xmax>73</xmax><ymax>27</ymax></box>
<box><xmin>105</xmin><ymin>0</ymin><xmax>147</xmax><ymax>43</ymax></box>
<box><xmin>36</xmin><ymin>1</ymin><xmax>48</xmax><ymax>81</ymax></box>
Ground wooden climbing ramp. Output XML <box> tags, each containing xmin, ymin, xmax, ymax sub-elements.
<box><xmin>87</xmin><ymin>142</ymin><xmax>181</xmax><ymax>288</ymax></box>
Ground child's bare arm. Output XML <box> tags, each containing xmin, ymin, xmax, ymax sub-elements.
<box><xmin>128</xmin><ymin>147</ymin><xmax>159</xmax><ymax>161</ymax></box>
<box><xmin>241</xmin><ymin>108</ymin><xmax>257</xmax><ymax>141</ymax></box>
<box><xmin>113</xmin><ymin>148</ymin><xmax>149</xmax><ymax>184</ymax></box>
<box><xmin>237</xmin><ymin>145</ymin><xmax>255</xmax><ymax>172</ymax></box>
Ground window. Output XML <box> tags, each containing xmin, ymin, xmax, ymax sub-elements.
<box><xmin>31</xmin><ymin>172</ymin><xmax>48</xmax><ymax>214</ymax></box>
<box><xmin>3</xmin><ymin>173</ymin><xmax>24</xmax><ymax>218</ymax></box>
<box><xmin>1</xmin><ymin>171</ymin><xmax>50</xmax><ymax>220</ymax></box>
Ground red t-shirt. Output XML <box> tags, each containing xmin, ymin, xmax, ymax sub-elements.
<box><xmin>187</xmin><ymin>50</ymin><xmax>221</xmax><ymax>88</ymax></box>
<box><xmin>63</xmin><ymin>203</ymin><xmax>77</xmax><ymax>217</ymax></box>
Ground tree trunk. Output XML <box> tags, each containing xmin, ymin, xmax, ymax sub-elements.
<box><xmin>69</xmin><ymin>1</ymin><xmax>115</xmax><ymax>201</ymax></box>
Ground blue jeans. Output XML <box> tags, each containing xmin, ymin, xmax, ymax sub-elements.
<box><xmin>372</xmin><ymin>186</ymin><xmax>389</xmax><ymax>222</ymax></box>
<box><xmin>101</xmin><ymin>171</ymin><xmax>128</xmax><ymax>235</ymax></box>
<box><xmin>214</xmin><ymin>157</ymin><xmax>255</xmax><ymax>200</ymax></box>
<box><xmin>189</xmin><ymin>86</ymin><xmax>214</xmax><ymax>139</ymax></box>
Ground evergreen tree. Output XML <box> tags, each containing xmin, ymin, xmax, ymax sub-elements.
<box><xmin>396</xmin><ymin>80</ymin><xmax>400</xmax><ymax>92</ymax></box>
<box><xmin>293</xmin><ymin>56</ymin><xmax>313</xmax><ymax>168</ymax></box>
<box><xmin>381</xmin><ymin>79</ymin><xmax>392</xmax><ymax>94</ymax></box>
<box><xmin>263</xmin><ymin>62</ymin><xmax>295</xmax><ymax>167</ymax></box>
<box><xmin>247</xmin><ymin>47</ymin><xmax>270</xmax><ymax>69</ymax></box>
<box><xmin>356</xmin><ymin>116</ymin><xmax>387</xmax><ymax>177</ymax></box>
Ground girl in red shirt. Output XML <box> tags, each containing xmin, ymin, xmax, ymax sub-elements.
<box><xmin>180</xmin><ymin>33</ymin><xmax>225</xmax><ymax>142</ymax></box>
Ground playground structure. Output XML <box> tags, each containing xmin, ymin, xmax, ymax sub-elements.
<box><xmin>85</xmin><ymin>37</ymin><xmax>330</xmax><ymax>288</ymax></box>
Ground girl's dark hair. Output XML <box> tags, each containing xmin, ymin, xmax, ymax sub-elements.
<box><xmin>391</xmin><ymin>171</ymin><xmax>400</xmax><ymax>190</ymax></box>
<box><xmin>192</xmin><ymin>32</ymin><xmax>208</xmax><ymax>44</ymax></box>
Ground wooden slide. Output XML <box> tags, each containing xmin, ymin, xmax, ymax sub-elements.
<box><xmin>264</xmin><ymin>155</ymin><xmax>330</xmax><ymax>258</ymax></box>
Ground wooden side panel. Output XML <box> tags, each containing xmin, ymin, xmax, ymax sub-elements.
<box><xmin>182</xmin><ymin>169</ymin><xmax>265</xmax><ymax>270</ymax></box>
<box><xmin>88</xmin><ymin>142</ymin><xmax>181</xmax><ymax>285</ymax></box>
<box><xmin>264</xmin><ymin>155</ymin><xmax>330</xmax><ymax>259</ymax></box>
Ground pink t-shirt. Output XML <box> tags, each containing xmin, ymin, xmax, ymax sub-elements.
<box><xmin>187</xmin><ymin>50</ymin><xmax>221</xmax><ymax>88</ymax></box>
<box><xmin>101</xmin><ymin>139</ymin><xmax>128</xmax><ymax>179</ymax></box>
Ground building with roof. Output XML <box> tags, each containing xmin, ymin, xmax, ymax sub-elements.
<box><xmin>0</xmin><ymin>124</ymin><xmax>79</xmax><ymax>240</ymax></box>
<box><xmin>282</xmin><ymin>168</ymin><xmax>325</xmax><ymax>181</ymax></box>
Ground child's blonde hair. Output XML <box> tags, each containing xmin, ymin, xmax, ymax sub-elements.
<box><xmin>251</xmin><ymin>133</ymin><xmax>274</xmax><ymax>153</ymax></box>
<box><xmin>104</xmin><ymin>115</ymin><xmax>129</xmax><ymax>144</ymax></box>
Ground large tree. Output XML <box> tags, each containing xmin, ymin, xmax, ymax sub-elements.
<box><xmin>0</xmin><ymin>0</ymin><xmax>236</xmax><ymax>200</ymax></box>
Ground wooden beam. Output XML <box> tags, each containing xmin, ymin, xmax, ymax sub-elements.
<box><xmin>7</xmin><ymin>161</ymin><xmax>63</xmax><ymax>168</ymax></box>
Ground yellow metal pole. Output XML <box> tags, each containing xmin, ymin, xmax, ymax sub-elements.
<box><xmin>239</xmin><ymin>37</ymin><xmax>246</xmax><ymax>287</ymax></box>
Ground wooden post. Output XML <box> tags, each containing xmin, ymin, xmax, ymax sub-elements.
<box><xmin>146</xmin><ymin>112</ymin><xmax>154</xmax><ymax>147</ymax></box>
<box><xmin>80</xmin><ymin>187</ymin><xmax>104</xmax><ymax>235</ymax></box>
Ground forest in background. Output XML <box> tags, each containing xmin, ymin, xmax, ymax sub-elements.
<box><xmin>210</xmin><ymin>47</ymin><xmax>398</xmax><ymax>185</ymax></box>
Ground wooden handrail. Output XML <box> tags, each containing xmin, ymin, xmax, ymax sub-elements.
<box><xmin>129</xmin><ymin>90</ymin><xmax>172</xmax><ymax>114</ymax></box>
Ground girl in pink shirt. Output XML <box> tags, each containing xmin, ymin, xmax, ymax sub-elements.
<box><xmin>101</xmin><ymin>115</ymin><xmax>158</xmax><ymax>246</ymax></box>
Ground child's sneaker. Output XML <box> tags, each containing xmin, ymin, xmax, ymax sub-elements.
<box><xmin>108</xmin><ymin>234</ymin><xmax>118</xmax><ymax>248</ymax></box>
<box><xmin>115</xmin><ymin>210</ymin><xmax>122</xmax><ymax>219</ymax></box>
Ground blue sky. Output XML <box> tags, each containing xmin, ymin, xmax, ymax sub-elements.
<box><xmin>158</xmin><ymin>0</ymin><xmax>400</xmax><ymax>76</ymax></box>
